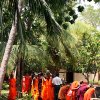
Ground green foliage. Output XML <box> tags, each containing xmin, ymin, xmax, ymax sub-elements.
<box><xmin>98</xmin><ymin>80</ymin><xmax>100</xmax><ymax>85</ymax></box>
<box><xmin>75</xmin><ymin>31</ymin><xmax>100</xmax><ymax>83</ymax></box>
<box><xmin>78</xmin><ymin>6</ymin><xmax>84</xmax><ymax>12</ymax></box>
<box><xmin>0</xmin><ymin>0</ymin><xmax>88</xmax><ymax>74</ymax></box>
<box><xmin>69</xmin><ymin>9</ymin><xmax>75</xmax><ymax>16</ymax></box>
<box><xmin>69</xmin><ymin>20</ymin><xmax>75</xmax><ymax>24</ymax></box>
<box><xmin>73</xmin><ymin>14</ymin><xmax>78</xmax><ymax>20</ymax></box>
<box><xmin>68</xmin><ymin>21</ymin><xmax>95</xmax><ymax>41</ymax></box>
<box><xmin>2</xmin><ymin>82</ymin><xmax>9</xmax><ymax>90</ymax></box>
<box><xmin>62</xmin><ymin>22</ymin><xmax>69</xmax><ymax>29</ymax></box>
<box><xmin>54</xmin><ymin>2</ymin><xmax>85</xmax><ymax>30</ymax></box>
<box><xmin>0</xmin><ymin>94</ymin><xmax>8</xmax><ymax>100</ymax></box>
<box><xmin>65</xmin><ymin>16</ymin><xmax>71</xmax><ymax>22</ymax></box>
<box><xmin>94</xmin><ymin>0</ymin><xmax>100</xmax><ymax>2</ymax></box>
<box><xmin>81</xmin><ymin>5</ymin><xmax>100</xmax><ymax>28</ymax></box>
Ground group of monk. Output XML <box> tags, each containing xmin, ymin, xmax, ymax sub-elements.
<box><xmin>8</xmin><ymin>70</ymin><xmax>96</xmax><ymax>100</ymax></box>
<box><xmin>59</xmin><ymin>81</ymin><xmax>96</xmax><ymax>100</ymax></box>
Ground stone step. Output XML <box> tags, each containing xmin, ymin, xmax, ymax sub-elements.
<box><xmin>91</xmin><ymin>98</ymin><xmax>100</xmax><ymax>100</ymax></box>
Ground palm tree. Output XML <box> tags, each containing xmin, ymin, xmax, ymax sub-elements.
<box><xmin>0</xmin><ymin>0</ymin><xmax>68</xmax><ymax>94</ymax></box>
<box><xmin>0</xmin><ymin>0</ymin><xmax>23</xmax><ymax>93</ymax></box>
<box><xmin>0</xmin><ymin>0</ymin><xmax>84</xmax><ymax>95</ymax></box>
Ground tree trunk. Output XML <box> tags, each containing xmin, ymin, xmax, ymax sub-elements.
<box><xmin>86</xmin><ymin>77</ymin><xmax>89</xmax><ymax>84</ymax></box>
<box><xmin>0</xmin><ymin>0</ymin><xmax>23</xmax><ymax>94</ymax></box>
<box><xmin>93</xmin><ymin>72</ymin><xmax>97</xmax><ymax>84</ymax></box>
<box><xmin>82</xmin><ymin>73</ymin><xmax>90</xmax><ymax>84</ymax></box>
<box><xmin>0</xmin><ymin>23</ymin><xmax>17</xmax><ymax>92</ymax></box>
<box><xmin>16</xmin><ymin>57</ymin><xmax>23</xmax><ymax>98</ymax></box>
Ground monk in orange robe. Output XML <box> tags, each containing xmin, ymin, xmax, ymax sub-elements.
<box><xmin>8</xmin><ymin>73</ymin><xmax>17</xmax><ymax>100</ymax></box>
<box><xmin>58</xmin><ymin>84</ymin><xmax>70</xmax><ymax>100</ymax></box>
<box><xmin>31</xmin><ymin>74</ymin><xmax>39</xmax><ymax>100</ymax></box>
<box><xmin>66</xmin><ymin>81</ymin><xmax>79</xmax><ymax>100</ymax></box>
<box><xmin>22</xmin><ymin>73</ymin><xmax>32</xmax><ymax>94</ymax></box>
<box><xmin>45</xmin><ymin>78</ymin><xmax>54</xmax><ymax>100</ymax></box>
<box><xmin>41</xmin><ymin>71</ymin><xmax>54</xmax><ymax>100</ymax></box>
<box><xmin>41</xmin><ymin>77</ymin><xmax>46</xmax><ymax>100</ymax></box>
<box><xmin>25</xmin><ymin>74</ymin><xmax>32</xmax><ymax>93</ymax></box>
<box><xmin>84</xmin><ymin>87</ymin><xmax>95</xmax><ymax>100</ymax></box>
<box><xmin>22</xmin><ymin>76</ymin><xmax>26</xmax><ymax>93</ymax></box>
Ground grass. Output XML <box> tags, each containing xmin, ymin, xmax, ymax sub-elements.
<box><xmin>1</xmin><ymin>89</ymin><xmax>33</xmax><ymax>100</ymax></box>
<box><xmin>1</xmin><ymin>82</ymin><xmax>33</xmax><ymax>100</ymax></box>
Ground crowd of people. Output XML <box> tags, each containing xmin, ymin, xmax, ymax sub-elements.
<box><xmin>8</xmin><ymin>70</ymin><xmax>96</xmax><ymax>100</ymax></box>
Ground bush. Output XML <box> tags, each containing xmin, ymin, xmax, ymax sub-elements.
<box><xmin>98</xmin><ymin>80</ymin><xmax>100</xmax><ymax>85</ymax></box>
<box><xmin>94</xmin><ymin>81</ymin><xmax>98</xmax><ymax>84</ymax></box>
<box><xmin>2</xmin><ymin>82</ymin><xmax>9</xmax><ymax>90</ymax></box>
<box><xmin>0</xmin><ymin>94</ymin><xmax>7</xmax><ymax>100</ymax></box>
<box><xmin>89</xmin><ymin>80</ymin><xmax>93</xmax><ymax>84</ymax></box>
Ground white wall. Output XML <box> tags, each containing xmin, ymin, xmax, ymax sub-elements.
<box><xmin>59</xmin><ymin>69</ymin><xmax>99</xmax><ymax>82</ymax></box>
<box><xmin>59</xmin><ymin>69</ymin><xmax>66</xmax><ymax>81</ymax></box>
<box><xmin>74</xmin><ymin>73</ymin><xmax>99</xmax><ymax>82</ymax></box>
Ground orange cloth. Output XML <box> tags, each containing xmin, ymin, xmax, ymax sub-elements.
<box><xmin>22</xmin><ymin>76</ymin><xmax>26</xmax><ymax>93</ymax></box>
<box><xmin>84</xmin><ymin>87</ymin><xmax>95</xmax><ymax>100</ymax></box>
<box><xmin>22</xmin><ymin>75</ymin><xmax>32</xmax><ymax>93</ymax></box>
<box><xmin>31</xmin><ymin>78</ymin><xmax>39</xmax><ymax>100</ymax></box>
<box><xmin>41</xmin><ymin>78</ymin><xmax>54</xmax><ymax>100</ymax></box>
<box><xmin>8</xmin><ymin>78</ymin><xmax>17</xmax><ymax>100</ymax></box>
<box><xmin>71</xmin><ymin>81</ymin><xmax>79</xmax><ymax>89</ymax></box>
<box><xmin>41</xmin><ymin>79</ymin><xmax>46</xmax><ymax>99</ymax></box>
<box><xmin>33</xmin><ymin>90</ymin><xmax>39</xmax><ymax>100</ymax></box>
<box><xmin>66</xmin><ymin>81</ymin><xmax>79</xmax><ymax>100</ymax></box>
<box><xmin>58</xmin><ymin>85</ymin><xmax>70</xmax><ymax>100</ymax></box>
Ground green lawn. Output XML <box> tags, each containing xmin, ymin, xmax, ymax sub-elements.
<box><xmin>0</xmin><ymin>90</ymin><xmax>8</xmax><ymax>100</ymax></box>
<box><xmin>1</xmin><ymin>90</ymin><xmax>32</xmax><ymax>100</ymax></box>
<box><xmin>1</xmin><ymin>90</ymin><xmax>9</xmax><ymax>94</ymax></box>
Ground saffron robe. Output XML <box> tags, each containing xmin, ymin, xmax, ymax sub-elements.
<box><xmin>41</xmin><ymin>78</ymin><xmax>46</xmax><ymax>99</ymax></box>
<box><xmin>58</xmin><ymin>85</ymin><xmax>70</xmax><ymax>100</ymax></box>
<box><xmin>31</xmin><ymin>78</ymin><xmax>39</xmax><ymax>100</ymax></box>
<box><xmin>84</xmin><ymin>87</ymin><xmax>95</xmax><ymax>100</ymax></box>
<box><xmin>41</xmin><ymin>78</ymin><xmax>54</xmax><ymax>100</ymax></box>
<box><xmin>66</xmin><ymin>81</ymin><xmax>79</xmax><ymax>100</ymax></box>
<box><xmin>22</xmin><ymin>75</ymin><xmax>31</xmax><ymax>93</ymax></box>
<box><xmin>8</xmin><ymin>78</ymin><xmax>17</xmax><ymax>100</ymax></box>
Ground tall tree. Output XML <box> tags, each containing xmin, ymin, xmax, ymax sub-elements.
<box><xmin>81</xmin><ymin>5</ymin><xmax>100</xmax><ymax>28</ymax></box>
<box><xmin>68</xmin><ymin>21</ymin><xmax>100</xmax><ymax>83</ymax></box>
<box><xmin>0</xmin><ymin>0</ymin><xmax>73</xmax><ymax>94</ymax></box>
<box><xmin>0</xmin><ymin>0</ymin><xmax>23</xmax><ymax>94</ymax></box>
<box><xmin>1</xmin><ymin>0</ymin><xmax>98</xmax><ymax>94</ymax></box>
<box><xmin>78</xmin><ymin>33</ymin><xmax>100</xmax><ymax>83</ymax></box>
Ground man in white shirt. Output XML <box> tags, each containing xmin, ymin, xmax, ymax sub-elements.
<box><xmin>52</xmin><ymin>73</ymin><xmax>62</xmax><ymax>100</ymax></box>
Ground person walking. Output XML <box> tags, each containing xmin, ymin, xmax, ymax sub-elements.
<box><xmin>22</xmin><ymin>72</ymin><xmax>32</xmax><ymax>94</ymax></box>
<box><xmin>58</xmin><ymin>83</ymin><xmax>70</xmax><ymax>100</ymax></box>
<box><xmin>66</xmin><ymin>81</ymin><xmax>79</xmax><ymax>100</ymax></box>
<box><xmin>42</xmin><ymin>70</ymin><xmax>54</xmax><ymax>100</ymax></box>
<box><xmin>84</xmin><ymin>85</ymin><xmax>96</xmax><ymax>100</ymax></box>
<box><xmin>52</xmin><ymin>72</ymin><xmax>62</xmax><ymax>100</ymax></box>
<box><xmin>77</xmin><ymin>82</ymin><xmax>89</xmax><ymax>100</ymax></box>
<box><xmin>8</xmin><ymin>72</ymin><xmax>17</xmax><ymax>100</ymax></box>
<box><xmin>31</xmin><ymin>73</ymin><xmax>39</xmax><ymax>100</ymax></box>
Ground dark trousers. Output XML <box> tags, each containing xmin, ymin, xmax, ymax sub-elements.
<box><xmin>54</xmin><ymin>85</ymin><xmax>60</xmax><ymax>100</ymax></box>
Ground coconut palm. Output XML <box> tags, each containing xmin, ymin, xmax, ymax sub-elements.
<box><xmin>0</xmin><ymin>0</ymin><xmax>83</xmax><ymax>95</ymax></box>
<box><xmin>0</xmin><ymin>0</ymin><xmax>71</xmax><ymax>93</ymax></box>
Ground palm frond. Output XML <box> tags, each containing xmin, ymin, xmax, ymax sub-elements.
<box><xmin>60</xmin><ymin>30</ymin><xmax>79</xmax><ymax>65</ymax></box>
<box><xmin>41</xmin><ymin>0</ymin><xmax>62</xmax><ymax>36</ymax></box>
<box><xmin>27</xmin><ymin>0</ymin><xmax>62</xmax><ymax>36</ymax></box>
<box><xmin>46</xmin><ymin>0</ymin><xmax>67</xmax><ymax>13</ymax></box>
<box><xmin>0</xmin><ymin>42</ymin><xmax>6</xmax><ymax>62</ymax></box>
